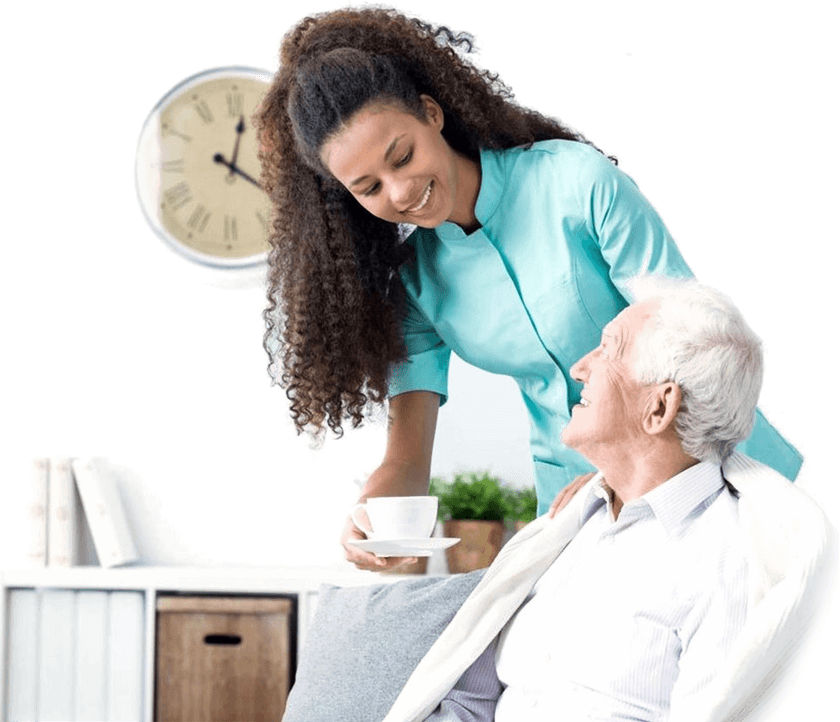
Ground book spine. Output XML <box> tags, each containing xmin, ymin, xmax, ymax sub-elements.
<box><xmin>26</xmin><ymin>458</ymin><xmax>49</xmax><ymax>567</ymax></box>
<box><xmin>47</xmin><ymin>457</ymin><xmax>78</xmax><ymax>567</ymax></box>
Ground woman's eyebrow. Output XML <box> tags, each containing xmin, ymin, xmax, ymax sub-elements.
<box><xmin>348</xmin><ymin>134</ymin><xmax>406</xmax><ymax>188</ymax></box>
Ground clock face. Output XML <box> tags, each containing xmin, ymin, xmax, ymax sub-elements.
<box><xmin>136</xmin><ymin>67</ymin><xmax>273</xmax><ymax>267</ymax></box>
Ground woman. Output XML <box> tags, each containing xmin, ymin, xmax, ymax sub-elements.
<box><xmin>256</xmin><ymin>7</ymin><xmax>801</xmax><ymax>570</ymax></box>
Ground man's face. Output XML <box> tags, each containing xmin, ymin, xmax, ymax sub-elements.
<box><xmin>562</xmin><ymin>301</ymin><xmax>658</xmax><ymax>462</ymax></box>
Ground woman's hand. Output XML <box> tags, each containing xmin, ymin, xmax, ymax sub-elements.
<box><xmin>340</xmin><ymin>513</ymin><xmax>422</xmax><ymax>572</ymax></box>
<box><xmin>548</xmin><ymin>472</ymin><xmax>595</xmax><ymax>518</ymax></box>
<box><xmin>338</xmin><ymin>391</ymin><xmax>440</xmax><ymax>574</ymax></box>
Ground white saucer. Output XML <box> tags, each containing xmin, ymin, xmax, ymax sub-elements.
<box><xmin>348</xmin><ymin>537</ymin><xmax>460</xmax><ymax>557</ymax></box>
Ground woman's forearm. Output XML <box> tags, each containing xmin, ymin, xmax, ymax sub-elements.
<box><xmin>359</xmin><ymin>459</ymin><xmax>430</xmax><ymax>500</ymax></box>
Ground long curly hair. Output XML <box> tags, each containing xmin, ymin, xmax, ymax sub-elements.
<box><xmin>256</xmin><ymin>7</ymin><xmax>600</xmax><ymax>437</ymax></box>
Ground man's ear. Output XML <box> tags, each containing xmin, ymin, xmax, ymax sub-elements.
<box><xmin>642</xmin><ymin>382</ymin><xmax>681</xmax><ymax>436</ymax></box>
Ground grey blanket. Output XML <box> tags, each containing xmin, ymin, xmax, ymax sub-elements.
<box><xmin>282</xmin><ymin>570</ymin><xmax>486</xmax><ymax>722</ymax></box>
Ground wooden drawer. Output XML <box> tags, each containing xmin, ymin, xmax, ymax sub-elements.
<box><xmin>155</xmin><ymin>595</ymin><xmax>294</xmax><ymax>722</ymax></box>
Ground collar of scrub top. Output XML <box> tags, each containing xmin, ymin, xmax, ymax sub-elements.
<box><xmin>434</xmin><ymin>146</ymin><xmax>506</xmax><ymax>242</ymax></box>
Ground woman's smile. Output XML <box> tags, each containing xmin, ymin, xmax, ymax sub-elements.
<box><xmin>405</xmin><ymin>180</ymin><xmax>433</xmax><ymax>214</ymax></box>
<box><xmin>320</xmin><ymin>96</ymin><xmax>480</xmax><ymax>230</ymax></box>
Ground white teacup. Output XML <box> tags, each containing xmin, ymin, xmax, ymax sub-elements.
<box><xmin>350</xmin><ymin>496</ymin><xmax>438</xmax><ymax>540</ymax></box>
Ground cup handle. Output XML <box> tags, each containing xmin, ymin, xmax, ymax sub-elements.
<box><xmin>350</xmin><ymin>503</ymin><xmax>372</xmax><ymax>539</ymax></box>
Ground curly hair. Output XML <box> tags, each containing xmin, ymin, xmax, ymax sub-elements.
<box><xmin>256</xmin><ymin>7</ymin><xmax>602</xmax><ymax>437</ymax></box>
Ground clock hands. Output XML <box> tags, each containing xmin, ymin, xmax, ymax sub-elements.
<box><xmin>228</xmin><ymin>115</ymin><xmax>245</xmax><ymax>177</ymax></box>
<box><xmin>213</xmin><ymin>153</ymin><xmax>262</xmax><ymax>190</ymax></box>
<box><xmin>213</xmin><ymin>116</ymin><xmax>262</xmax><ymax>190</ymax></box>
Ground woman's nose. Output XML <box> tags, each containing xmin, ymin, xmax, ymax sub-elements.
<box><xmin>390</xmin><ymin>178</ymin><xmax>415</xmax><ymax>208</ymax></box>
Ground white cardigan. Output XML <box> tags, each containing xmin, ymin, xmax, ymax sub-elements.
<box><xmin>383</xmin><ymin>453</ymin><xmax>838</xmax><ymax>722</ymax></box>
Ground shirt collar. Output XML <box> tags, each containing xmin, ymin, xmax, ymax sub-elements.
<box><xmin>580</xmin><ymin>461</ymin><xmax>725</xmax><ymax>535</ymax></box>
<box><xmin>434</xmin><ymin>147</ymin><xmax>506</xmax><ymax>242</ymax></box>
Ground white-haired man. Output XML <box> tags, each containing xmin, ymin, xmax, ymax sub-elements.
<box><xmin>392</xmin><ymin>278</ymin><xmax>830</xmax><ymax>722</ymax></box>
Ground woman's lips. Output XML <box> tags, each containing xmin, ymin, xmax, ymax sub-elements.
<box><xmin>405</xmin><ymin>181</ymin><xmax>433</xmax><ymax>213</ymax></box>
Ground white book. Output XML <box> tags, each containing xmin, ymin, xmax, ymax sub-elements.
<box><xmin>47</xmin><ymin>457</ymin><xmax>79</xmax><ymax>567</ymax></box>
<box><xmin>27</xmin><ymin>458</ymin><xmax>49</xmax><ymax>566</ymax></box>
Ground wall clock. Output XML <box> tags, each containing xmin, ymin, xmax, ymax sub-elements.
<box><xmin>136</xmin><ymin>66</ymin><xmax>274</xmax><ymax>268</ymax></box>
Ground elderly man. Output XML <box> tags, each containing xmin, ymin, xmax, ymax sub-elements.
<box><xmin>386</xmin><ymin>277</ymin><xmax>830</xmax><ymax>722</ymax></box>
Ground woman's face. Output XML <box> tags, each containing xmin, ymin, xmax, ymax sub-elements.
<box><xmin>320</xmin><ymin>96</ymin><xmax>479</xmax><ymax>230</ymax></box>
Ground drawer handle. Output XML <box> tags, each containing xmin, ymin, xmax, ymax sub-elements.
<box><xmin>204</xmin><ymin>634</ymin><xmax>242</xmax><ymax>646</ymax></box>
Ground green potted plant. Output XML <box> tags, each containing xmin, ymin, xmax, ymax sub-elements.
<box><xmin>430</xmin><ymin>471</ymin><xmax>512</xmax><ymax>573</ymax></box>
<box><xmin>504</xmin><ymin>485</ymin><xmax>539</xmax><ymax>532</ymax></box>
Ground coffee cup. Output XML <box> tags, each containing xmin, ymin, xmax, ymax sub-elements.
<box><xmin>350</xmin><ymin>496</ymin><xmax>438</xmax><ymax>540</ymax></box>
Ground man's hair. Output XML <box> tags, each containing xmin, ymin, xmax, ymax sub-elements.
<box><xmin>630</xmin><ymin>276</ymin><xmax>763</xmax><ymax>464</ymax></box>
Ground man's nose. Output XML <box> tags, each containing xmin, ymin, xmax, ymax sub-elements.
<box><xmin>570</xmin><ymin>358</ymin><xmax>583</xmax><ymax>382</ymax></box>
<box><xmin>570</xmin><ymin>352</ymin><xmax>591</xmax><ymax>383</ymax></box>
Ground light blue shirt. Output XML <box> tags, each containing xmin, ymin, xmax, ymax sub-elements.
<box><xmin>389</xmin><ymin>140</ymin><xmax>802</xmax><ymax>511</ymax></box>
<box><xmin>426</xmin><ymin>463</ymin><xmax>750</xmax><ymax>721</ymax></box>
<box><xmin>426</xmin><ymin>463</ymin><xmax>837</xmax><ymax>722</ymax></box>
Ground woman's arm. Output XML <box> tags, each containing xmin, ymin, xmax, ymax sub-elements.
<box><xmin>342</xmin><ymin>390</ymin><xmax>440</xmax><ymax>571</ymax></box>
<box><xmin>361</xmin><ymin>390</ymin><xmax>439</xmax><ymax>498</ymax></box>
<box><xmin>581</xmin><ymin>149</ymin><xmax>694</xmax><ymax>298</ymax></box>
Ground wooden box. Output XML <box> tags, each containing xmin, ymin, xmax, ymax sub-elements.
<box><xmin>155</xmin><ymin>595</ymin><xmax>294</xmax><ymax>722</ymax></box>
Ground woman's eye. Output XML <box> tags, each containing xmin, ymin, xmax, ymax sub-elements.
<box><xmin>362</xmin><ymin>151</ymin><xmax>412</xmax><ymax>196</ymax></box>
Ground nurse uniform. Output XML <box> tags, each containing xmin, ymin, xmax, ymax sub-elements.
<box><xmin>388</xmin><ymin>140</ymin><xmax>801</xmax><ymax>511</ymax></box>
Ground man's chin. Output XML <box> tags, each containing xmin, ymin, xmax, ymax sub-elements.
<box><xmin>562</xmin><ymin>426</ymin><xmax>595</xmax><ymax>466</ymax></box>
<box><xmin>561</xmin><ymin>428</ymin><xmax>580</xmax><ymax>451</ymax></box>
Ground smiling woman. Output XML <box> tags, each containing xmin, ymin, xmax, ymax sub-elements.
<box><xmin>256</xmin><ymin>9</ymin><xmax>589</xmax><ymax>441</ymax></box>
<box><xmin>254</xmin><ymin>7</ymin><xmax>801</xmax><ymax>573</ymax></box>
<box><xmin>319</xmin><ymin>95</ymin><xmax>481</xmax><ymax>231</ymax></box>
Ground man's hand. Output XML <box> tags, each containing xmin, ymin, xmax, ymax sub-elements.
<box><xmin>548</xmin><ymin>472</ymin><xmax>595</xmax><ymax>518</ymax></box>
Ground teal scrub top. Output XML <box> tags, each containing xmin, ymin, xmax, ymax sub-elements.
<box><xmin>388</xmin><ymin>140</ymin><xmax>802</xmax><ymax>513</ymax></box>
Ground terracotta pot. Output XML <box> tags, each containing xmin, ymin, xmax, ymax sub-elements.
<box><xmin>443</xmin><ymin>520</ymin><xmax>505</xmax><ymax>573</ymax></box>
